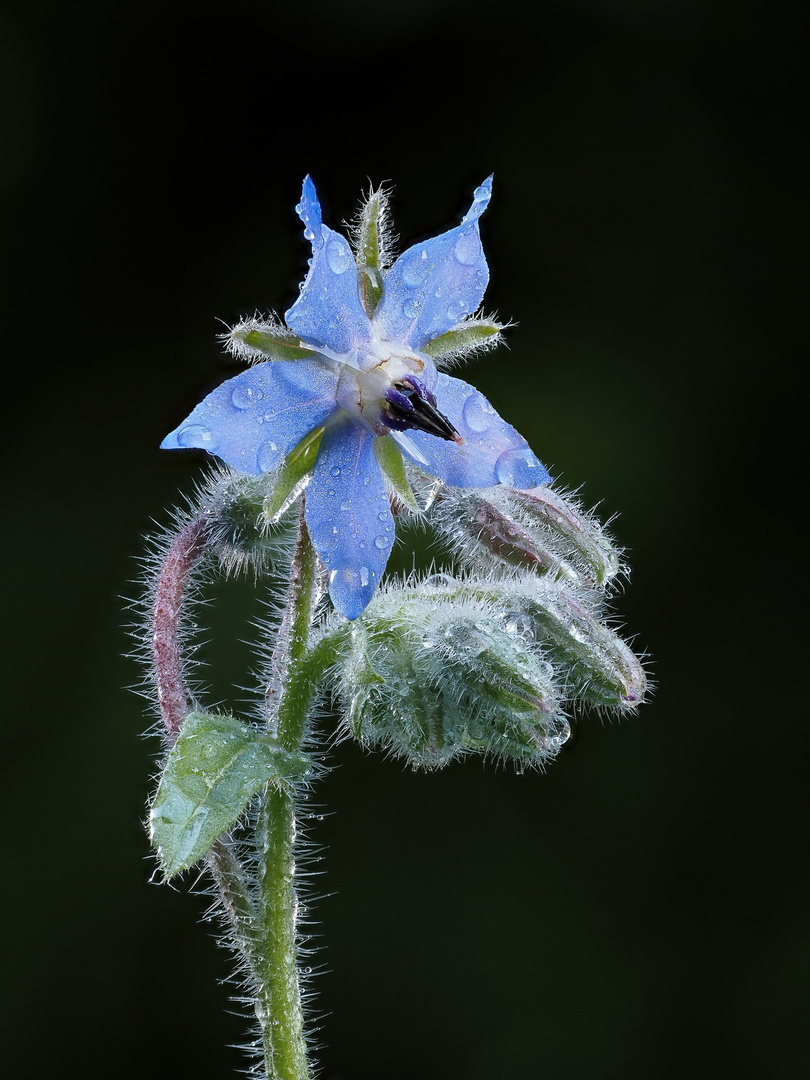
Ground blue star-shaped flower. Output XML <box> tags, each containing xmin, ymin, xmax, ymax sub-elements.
<box><xmin>162</xmin><ymin>176</ymin><xmax>550</xmax><ymax>619</ymax></box>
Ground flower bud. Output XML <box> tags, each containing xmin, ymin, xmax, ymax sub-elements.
<box><xmin>187</xmin><ymin>468</ymin><xmax>288</xmax><ymax>573</ymax></box>
<box><xmin>482</xmin><ymin>575</ymin><xmax>647</xmax><ymax>711</ymax></box>
<box><xmin>431</xmin><ymin>485</ymin><xmax>621</xmax><ymax>587</ymax></box>
<box><xmin>338</xmin><ymin>593</ymin><xmax>569</xmax><ymax>769</ymax></box>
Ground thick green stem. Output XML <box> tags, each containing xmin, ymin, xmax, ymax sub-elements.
<box><xmin>254</xmin><ymin>501</ymin><xmax>319</xmax><ymax>1080</ymax></box>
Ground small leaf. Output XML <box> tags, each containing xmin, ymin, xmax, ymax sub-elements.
<box><xmin>373</xmin><ymin>436</ymin><xmax>419</xmax><ymax>512</ymax></box>
<box><xmin>263</xmin><ymin>427</ymin><xmax>325</xmax><ymax>522</ymax></box>
<box><xmin>150</xmin><ymin>712</ymin><xmax>310</xmax><ymax>878</ymax></box>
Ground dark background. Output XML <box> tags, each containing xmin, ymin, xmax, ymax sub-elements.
<box><xmin>1</xmin><ymin>1</ymin><xmax>805</xmax><ymax>1078</ymax></box>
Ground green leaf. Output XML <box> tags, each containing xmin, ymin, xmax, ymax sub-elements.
<box><xmin>263</xmin><ymin>427</ymin><xmax>324</xmax><ymax>522</ymax></box>
<box><xmin>373</xmin><ymin>436</ymin><xmax>419</xmax><ymax>512</ymax></box>
<box><xmin>150</xmin><ymin>712</ymin><xmax>311</xmax><ymax>878</ymax></box>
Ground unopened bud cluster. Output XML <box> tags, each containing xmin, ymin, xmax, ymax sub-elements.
<box><xmin>328</xmin><ymin>482</ymin><xmax>646</xmax><ymax>769</ymax></box>
<box><xmin>157</xmin><ymin>465</ymin><xmax>646</xmax><ymax>772</ymax></box>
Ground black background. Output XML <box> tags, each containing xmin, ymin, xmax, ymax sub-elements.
<box><xmin>1</xmin><ymin>1</ymin><xmax>805</xmax><ymax>1078</ymax></box>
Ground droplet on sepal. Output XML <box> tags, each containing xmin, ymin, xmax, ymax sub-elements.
<box><xmin>503</xmin><ymin>610</ymin><xmax>534</xmax><ymax>639</ymax></box>
<box><xmin>424</xmin><ymin>572</ymin><xmax>456</xmax><ymax>588</ymax></box>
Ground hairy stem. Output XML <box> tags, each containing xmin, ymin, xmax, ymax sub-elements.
<box><xmin>152</xmin><ymin>516</ymin><xmax>213</xmax><ymax>739</ymax></box>
<box><xmin>254</xmin><ymin>501</ymin><xmax>319</xmax><ymax>1080</ymax></box>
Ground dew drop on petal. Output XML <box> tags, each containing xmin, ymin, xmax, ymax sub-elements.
<box><xmin>453</xmin><ymin>228</ymin><xmax>481</xmax><ymax>266</ymax></box>
<box><xmin>257</xmin><ymin>439</ymin><xmax>280</xmax><ymax>471</ymax></box>
<box><xmin>402</xmin><ymin>297</ymin><xmax>421</xmax><ymax>319</ymax></box>
<box><xmin>231</xmin><ymin>385</ymin><xmax>261</xmax><ymax>409</ymax></box>
<box><xmin>177</xmin><ymin>424</ymin><xmax>218</xmax><ymax>450</ymax></box>
<box><xmin>326</xmin><ymin>240</ymin><xmax>352</xmax><ymax>274</ymax></box>
<box><xmin>495</xmin><ymin>447</ymin><xmax>544</xmax><ymax>487</ymax></box>
<box><xmin>446</xmin><ymin>299</ymin><xmax>467</xmax><ymax>322</ymax></box>
<box><xmin>373</xmin><ymin>535</ymin><xmax>388</xmax><ymax>549</ymax></box>
<box><xmin>330</xmin><ymin>465</ymin><xmax>341</xmax><ymax>477</ymax></box>
<box><xmin>462</xmin><ymin>392</ymin><xmax>496</xmax><ymax>433</ymax></box>
<box><xmin>400</xmin><ymin>251</ymin><xmax>429</xmax><ymax>287</ymax></box>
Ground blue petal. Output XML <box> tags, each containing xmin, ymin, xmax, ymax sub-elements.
<box><xmin>161</xmin><ymin>359</ymin><xmax>338</xmax><ymax>475</ymax></box>
<box><xmin>285</xmin><ymin>176</ymin><xmax>373</xmax><ymax>356</ymax></box>
<box><xmin>373</xmin><ymin>177</ymin><xmax>493</xmax><ymax>349</ymax></box>
<box><xmin>400</xmin><ymin>373</ymin><xmax>551</xmax><ymax>489</ymax></box>
<box><xmin>305</xmin><ymin>421</ymin><xmax>395</xmax><ymax>619</ymax></box>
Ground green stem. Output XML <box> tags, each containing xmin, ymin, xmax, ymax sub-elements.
<box><xmin>254</xmin><ymin>501</ymin><xmax>319</xmax><ymax>1080</ymax></box>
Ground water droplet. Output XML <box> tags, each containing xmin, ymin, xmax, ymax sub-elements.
<box><xmin>231</xmin><ymin>385</ymin><xmax>261</xmax><ymax>409</ymax></box>
<box><xmin>544</xmin><ymin>718</ymin><xmax>571</xmax><ymax>751</ymax></box>
<box><xmin>326</xmin><ymin>240</ymin><xmax>352</xmax><ymax>274</ymax></box>
<box><xmin>425</xmin><ymin>572</ymin><xmax>455</xmax><ymax>588</ymax></box>
<box><xmin>330</xmin><ymin>465</ymin><xmax>341</xmax><ymax>477</ymax></box>
<box><xmin>257</xmin><ymin>439</ymin><xmax>280</xmax><ymax>471</ymax></box>
<box><xmin>462</xmin><ymin>392</ymin><xmax>496</xmax><ymax>433</ymax></box>
<box><xmin>402</xmin><ymin>297</ymin><xmax>421</xmax><ymax>319</ymax></box>
<box><xmin>503</xmin><ymin>611</ymin><xmax>533</xmax><ymax>638</ymax></box>
<box><xmin>495</xmin><ymin>447</ymin><xmax>543</xmax><ymax>487</ymax></box>
<box><xmin>373</xmin><ymin>535</ymin><xmax>389</xmax><ymax>549</ymax></box>
<box><xmin>400</xmin><ymin>250</ymin><xmax>429</xmax><ymax>287</ymax></box>
<box><xmin>446</xmin><ymin>299</ymin><xmax>467</xmax><ymax>322</ymax></box>
<box><xmin>177</xmin><ymin>424</ymin><xmax>218</xmax><ymax>450</ymax></box>
<box><xmin>359</xmin><ymin>565</ymin><xmax>370</xmax><ymax>586</ymax></box>
<box><xmin>377</xmin><ymin>511</ymin><xmax>388</xmax><ymax>522</ymax></box>
<box><xmin>453</xmin><ymin>228</ymin><xmax>481</xmax><ymax>266</ymax></box>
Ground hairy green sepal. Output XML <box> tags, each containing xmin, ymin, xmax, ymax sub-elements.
<box><xmin>422</xmin><ymin>320</ymin><xmax>501</xmax><ymax>360</ymax></box>
<box><xmin>263</xmin><ymin>427</ymin><xmax>325</xmax><ymax>522</ymax></box>
<box><xmin>357</xmin><ymin>188</ymin><xmax>385</xmax><ymax>316</ymax></box>
<box><xmin>373</xmin><ymin>436</ymin><xmax>419</xmax><ymax>511</ymax></box>
<box><xmin>234</xmin><ymin>327</ymin><xmax>318</xmax><ymax>361</ymax></box>
<box><xmin>151</xmin><ymin>712</ymin><xmax>311</xmax><ymax>878</ymax></box>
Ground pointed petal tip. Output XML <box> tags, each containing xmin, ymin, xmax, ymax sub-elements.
<box><xmin>296</xmin><ymin>176</ymin><xmax>322</xmax><ymax>245</ymax></box>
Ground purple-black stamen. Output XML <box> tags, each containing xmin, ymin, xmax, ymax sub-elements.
<box><xmin>381</xmin><ymin>376</ymin><xmax>462</xmax><ymax>442</ymax></box>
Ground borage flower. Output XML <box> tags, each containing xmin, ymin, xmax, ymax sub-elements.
<box><xmin>162</xmin><ymin>177</ymin><xmax>550</xmax><ymax>618</ymax></box>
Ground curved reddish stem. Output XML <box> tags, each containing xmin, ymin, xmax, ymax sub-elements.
<box><xmin>152</xmin><ymin>517</ymin><xmax>212</xmax><ymax>739</ymax></box>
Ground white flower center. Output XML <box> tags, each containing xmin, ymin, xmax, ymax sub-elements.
<box><xmin>334</xmin><ymin>338</ymin><xmax>430</xmax><ymax>433</ymax></box>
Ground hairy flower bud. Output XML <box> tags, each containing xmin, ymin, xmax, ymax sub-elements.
<box><xmin>180</xmin><ymin>468</ymin><xmax>289</xmax><ymax>575</ymax></box>
<box><xmin>415</xmin><ymin>574</ymin><xmax>646</xmax><ymax>712</ymax></box>
<box><xmin>431</xmin><ymin>484</ymin><xmax>622</xmax><ymax>587</ymax></box>
<box><xmin>336</xmin><ymin>591</ymin><xmax>569</xmax><ymax>769</ymax></box>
